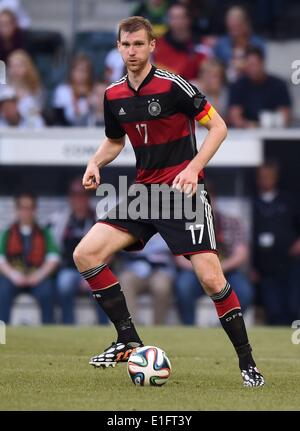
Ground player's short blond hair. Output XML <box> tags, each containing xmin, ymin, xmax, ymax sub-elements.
<box><xmin>118</xmin><ymin>16</ymin><xmax>154</xmax><ymax>42</ymax></box>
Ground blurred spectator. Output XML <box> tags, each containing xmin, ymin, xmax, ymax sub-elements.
<box><xmin>175</xmin><ymin>189</ymin><xmax>253</xmax><ymax>325</ymax></box>
<box><xmin>0</xmin><ymin>84</ymin><xmax>44</xmax><ymax>127</ymax></box>
<box><xmin>251</xmin><ymin>0</ymin><xmax>283</xmax><ymax>38</ymax></box>
<box><xmin>104</xmin><ymin>48</ymin><xmax>125</xmax><ymax>84</ymax></box>
<box><xmin>118</xmin><ymin>234</ymin><xmax>176</xmax><ymax>324</ymax></box>
<box><xmin>195</xmin><ymin>59</ymin><xmax>228</xmax><ymax>120</ymax></box>
<box><xmin>0</xmin><ymin>192</ymin><xmax>60</xmax><ymax>324</ymax></box>
<box><xmin>252</xmin><ymin>162</ymin><xmax>300</xmax><ymax>325</ymax></box>
<box><xmin>132</xmin><ymin>0</ymin><xmax>169</xmax><ymax>38</ymax></box>
<box><xmin>0</xmin><ymin>0</ymin><xmax>31</xmax><ymax>29</ymax></box>
<box><xmin>228</xmin><ymin>47</ymin><xmax>291</xmax><ymax>128</ymax></box>
<box><xmin>153</xmin><ymin>3</ymin><xmax>210</xmax><ymax>80</ymax></box>
<box><xmin>177</xmin><ymin>0</ymin><xmax>215</xmax><ymax>36</ymax></box>
<box><xmin>0</xmin><ymin>9</ymin><xmax>26</xmax><ymax>62</ymax></box>
<box><xmin>214</xmin><ymin>5</ymin><xmax>265</xmax><ymax>83</ymax></box>
<box><xmin>0</xmin><ymin>86</ymin><xmax>19</xmax><ymax>126</ymax></box>
<box><xmin>90</xmin><ymin>81</ymin><xmax>106</xmax><ymax>126</ymax></box>
<box><xmin>49</xmin><ymin>178</ymin><xmax>108</xmax><ymax>324</ymax></box>
<box><xmin>52</xmin><ymin>53</ymin><xmax>104</xmax><ymax>126</ymax></box>
<box><xmin>7</xmin><ymin>49</ymin><xmax>45</xmax><ymax>124</ymax></box>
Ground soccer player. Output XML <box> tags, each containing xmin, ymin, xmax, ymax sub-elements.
<box><xmin>73</xmin><ymin>16</ymin><xmax>264</xmax><ymax>387</ymax></box>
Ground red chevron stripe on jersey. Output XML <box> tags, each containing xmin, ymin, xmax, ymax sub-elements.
<box><xmin>136</xmin><ymin>160</ymin><xmax>204</xmax><ymax>185</ymax></box>
<box><xmin>105</xmin><ymin>75</ymin><xmax>172</xmax><ymax>100</ymax></box>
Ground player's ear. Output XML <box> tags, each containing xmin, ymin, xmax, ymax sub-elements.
<box><xmin>149</xmin><ymin>38</ymin><xmax>156</xmax><ymax>52</ymax></box>
<box><xmin>117</xmin><ymin>40</ymin><xmax>121</xmax><ymax>52</ymax></box>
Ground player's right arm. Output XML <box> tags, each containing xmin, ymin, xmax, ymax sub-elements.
<box><xmin>83</xmin><ymin>90</ymin><xmax>126</xmax><ymax>191</ymax></box>
<box><xmin>82</xmin><ymin>136</ymin><xmax>125</xmax><ymax>190</ymax></box>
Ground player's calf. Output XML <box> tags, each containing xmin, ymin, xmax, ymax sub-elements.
<box><xmin>80</xmin><ymin>265</ymin><xmax>142</xmax><ymax>346</ymax></box>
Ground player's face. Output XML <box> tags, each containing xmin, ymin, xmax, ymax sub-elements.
<box><xmin>118</xmin><ymin>29</ymin><xmax>155</xmax><ymax>73</ymax></box>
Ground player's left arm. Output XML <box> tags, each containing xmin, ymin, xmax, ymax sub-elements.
<box><xmin>172</xmin><ymin>108</ymin><xmax>227</xmax><ymax>197</ymax></box>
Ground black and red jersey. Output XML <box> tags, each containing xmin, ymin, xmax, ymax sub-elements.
<box><xmin>104</xmin><ymin>65</ymin><xmax>214</xmax><ymax>185</ymax></box>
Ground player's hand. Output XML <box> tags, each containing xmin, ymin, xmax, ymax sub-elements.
<box><xmin>82</xmin><ymin>160</ymin><xmax>100</xmax><ymax>190</ymax></box>
<box><xmin>172</xmin><ymin>166</ymin><xmax>199</xmax><ymax>197</ymax></box>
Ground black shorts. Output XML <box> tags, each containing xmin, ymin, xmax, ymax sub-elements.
<box><xmin>98</xmin><ymin>184</ymin><xmax>217</xmax><ymax>258</ymax></box>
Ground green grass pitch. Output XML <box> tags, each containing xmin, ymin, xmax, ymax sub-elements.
<box><xmin>0</xmin><ymin>326</ymin><xmax>299</xmax><ymax>411</ymax></box>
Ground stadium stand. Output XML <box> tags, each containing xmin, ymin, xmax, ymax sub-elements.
<box><xmin>22</xmin><ymin>0</ymin><xmax>131</xmax><ymax>41</ymax></box>
<box><xmin>266</xmin><ymin>40</ymin><xmax>300</xmax><ymax>122</ymax></box>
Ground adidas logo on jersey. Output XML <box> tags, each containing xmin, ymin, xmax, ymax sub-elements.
<box><xmin>119</xmin><ymin>107</ymin><xmax>126</xmax><ymax>115</ymax></box>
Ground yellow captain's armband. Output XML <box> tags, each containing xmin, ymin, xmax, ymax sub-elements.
<box><xmin>195</xmin><ymin>102</ymin><xmax>216</xmax><ymax>125</ymax></box>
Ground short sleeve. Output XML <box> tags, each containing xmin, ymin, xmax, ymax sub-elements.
<box><xmin>172</xmin><ymin>78</ymin><xmax>216</xmax><ymax>125</ymax></box>
<box><xmin>173</xmin><ymin>79</ymin><xmax>207</xmax><ymax>118</ymax></box>
<box><xmin>104</xmin><ymin>93</ymin><xmax>125</xmax><ymax>139</ymax></box>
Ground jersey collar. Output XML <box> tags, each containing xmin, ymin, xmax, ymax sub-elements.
<box><xmin>126</xmin><ymin>65</ymin><xmax>156</xmax><ymax>94</ymax></box>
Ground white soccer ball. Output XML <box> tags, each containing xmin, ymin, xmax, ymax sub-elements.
<box><xmin>127</xmin><ymin>345</ymin><xmax>171</xmax><ymax>386</ymax></box>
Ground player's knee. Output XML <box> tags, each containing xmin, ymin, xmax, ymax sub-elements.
<box><xmin>73</xmin><ymin>242</ymin><xmax>93</xmax><ymax>267</ymax></box>
<box><xmin>73</xmin><ymin>241</ymin><xmax>109</xmax><ymax>269</ymax></box>
<box><xmin>200</xmin><ymin>272</ymin><xmax>224</xmax><ymax>294</ymax></box>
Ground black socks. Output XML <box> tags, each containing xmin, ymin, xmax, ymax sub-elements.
<box><xmin>92</xmin><ymin>283</ymin><xmax>142</xmax><ymax>345</ymax></box>
<box><xmin>211</xmin><ymin>283</ymin><xmax>256</xmax><ymax>370</ymax></box>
